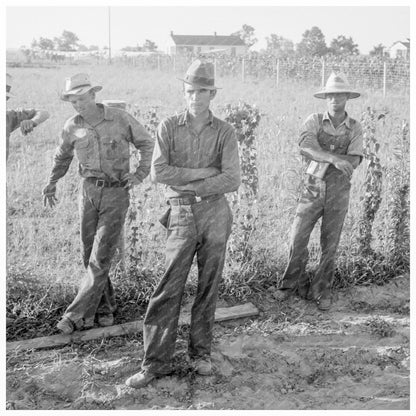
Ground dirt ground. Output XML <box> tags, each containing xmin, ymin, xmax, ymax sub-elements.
<box><xmin>6</xmin><ymin>274</ymin><xmax>410</xmax><ymax>411</ymax></box>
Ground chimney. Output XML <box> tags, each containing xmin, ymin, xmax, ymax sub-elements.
<box><xmin>170</xmin><ymin>31</ymin><xmax>174</xmax><ymax>36</ymax></box>
<box><xmin>214</xmin><ymin>32</ymin><xmax>217</xmax><ymax>36</ymax></box>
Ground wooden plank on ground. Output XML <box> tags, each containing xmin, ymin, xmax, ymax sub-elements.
<box><xmin>6</xmin><ymin>302</ymin><xmax>259</xmax><ymax>353</ymax></box>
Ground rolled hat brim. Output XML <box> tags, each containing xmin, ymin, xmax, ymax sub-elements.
<box><xmin>61</xmin><ymin>85</ymin><xmax>102</xmax><ymax>101</ymax></box>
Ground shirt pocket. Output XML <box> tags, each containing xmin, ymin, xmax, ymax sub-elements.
<box><xmin>102</xmin><ymin>137</ymin><xmax>129</xmax><ymax>161</ymax></box>
<box><xmin>74</xmin><ymin>137</ymin><xmax>92</xmax><ymax>165</ymax></box>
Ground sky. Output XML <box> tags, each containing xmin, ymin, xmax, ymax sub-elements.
<box><xmin>5</xmin><ymin>2</ymin><xmax>411</xmax><ymax>55</ymax></box>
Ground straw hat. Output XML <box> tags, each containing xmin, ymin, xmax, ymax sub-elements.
<box><xmin>61</xmin><ymin>73</ymin><xmax>102</xmax><ymax>101</ymax></box>
<box><xmin>314</xmin><ymin>72</ymin><xmax>360</xmax><ymax>99</ymax></box>
<box><xmin>178</xmin><ymin>59</ymin><xmax>220</xmax><ymax>90</ymax></box>
<box><xmin>6</xmin><ymin>73</ymin><xmax>14</xmax><ymax>98</ymax></box>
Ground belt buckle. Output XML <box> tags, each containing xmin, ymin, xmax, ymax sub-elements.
<box><xmin>195</xmin><ymin>196</ymin><xmax>202</xmax><ymax>203</ymax></box>
<box><xmin>96</xmin><ymin>179</ymin><xmax>105</xmax><ymax>187</ymax></box>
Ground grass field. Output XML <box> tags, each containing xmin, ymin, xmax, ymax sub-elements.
<box><xmin>6</xmin><ymin>64</ymin><xmax>410</xmax><ymax>339</ymax></box>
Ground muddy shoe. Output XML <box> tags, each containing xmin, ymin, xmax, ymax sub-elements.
<box><xmin>297</xmin><ymin>283</ymin><xmax>312</xmax><ymax>300</ymax></box>
<box><xmin>56</xmin><ymin>317</ymin><xmax>74</xmax><ymax>334</ymax></box>
<box><xmin>83</xmin><ymin>317</ymin><xmax>95</xmax><ymax>329</ymax></box>
<box><xmin>125</xmin><ymin>370</ymin><xmax>157</xmax><ymax>389</ymax></box>
<box><xmin>272</xmin><ymin>289</ymin><xmax>292</xmax><ymax>301</ymax></box>
<box><xmin>316</xmin><ymin>295</ymin><xmax>332</xmax><ymax>311</ymax></box>
<box><xmin>194</xmin><ymin>357</ymin><xmax>212</xmax><ymax>376</ymax></box>
<box><xmin>97</xmin><ymin>313</ymin><xmax>114</xmax><ymax>327</ymax></box>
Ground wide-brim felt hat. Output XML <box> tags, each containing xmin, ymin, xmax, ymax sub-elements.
<box><xmin>6</xmin><ymin>73</ymin><xmax>14</xmax><ymax>98</ymax></box>
<box><xmin>61</xmin><ymin>73</ymin><xmax>102</xmax><ymax>101</ymax></box>
<box><xmin>314</xmin><ymin>72</ymin><xmax>360</xmax><ymax>99</ymax></box>
<box><xmin>178</xmin><ymin>59</ymin><xmax>221</xmax><ymax>90</ymax></box>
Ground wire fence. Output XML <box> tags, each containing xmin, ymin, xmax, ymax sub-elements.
<box><xmin>115</xmin><ymin>53</ymin><xmax>410</xmax><ymax>93</ymax></box>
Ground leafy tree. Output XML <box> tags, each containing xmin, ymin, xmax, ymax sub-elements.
<box><xmin>231</xmin><ymin>24</ymin><xmax>257</xmax><ymax>48</ymax></box>
<box><xmin>55</xmin><ymin>30</ymin><xmax>79</xmax><ymax>51</ymax></box>
<box><xmin>369</xmin><ymin>43</ymin><xmax>386</xmax><ymax>57</ymax></box>
<box><xmin>38</xmin><ymin>37</ymin><xmax>55</xmax><ymax>50</ymax></box>
<box><xmin>77</xmin><ymin>44</ymin><xmax>88</xmax><ymax>51</ymax></box>
<box><xmin>143</xmin><ymin>39</ymin><xmax>158</xmax><ymax>52</ymax></box>
<box><xmin>329</xmin><ymin>35</ymin><xmax>359</xmax><ymax>55</ymax></box>
<box><xmin>88</xmin><ymin>45</ymin><xmax>99</xmax><ymax>51</ymax></box>
<box><xmin>296</xmin><ymin>26</ymin><xmax>327</xmax><ymax>57</ymax></box>
<box><xmin>266</xmin><ymin>34</ymin><xmax>294</xmax><ymax>57</ymax></box>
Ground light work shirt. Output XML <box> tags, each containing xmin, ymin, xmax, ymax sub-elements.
<box><xmin>49</xmin><ymin>104</ymin><xmax>154</xmax><ymax>183</ymax></box>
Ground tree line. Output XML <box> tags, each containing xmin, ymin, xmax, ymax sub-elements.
<box><xmin>28</xmin><ymin>25</ymin><xmax>394</xmax><ymax>58</ymax></box>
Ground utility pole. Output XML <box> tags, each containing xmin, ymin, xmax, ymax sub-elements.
<box><xmin>108</xmin><ymin>6</ymin><xmax>112</xmax><ymax>64</ymax></box>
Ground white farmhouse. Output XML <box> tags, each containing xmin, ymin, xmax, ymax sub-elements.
<box><xmin>167</xmin><ymin>31</ymin><xmax>247</xmax><ymax>56</ymax></box>
<box><xmin>388</xmin><ymin>39</ymin><xmax>410</xmax><ymax>59</ymax></box>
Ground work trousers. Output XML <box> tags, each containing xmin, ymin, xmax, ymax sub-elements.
<box><xmin>142</xmin><ymin>196</ymin><xmax>233</xmax><ymax>375</ymax></box>
<box><xmin>64</xmin><ymin>179</ymin><xmax>129</xmax><ymax>325</ymax></box>
<box><xmin>280</xmin><ymin>168</ymin><xmax>350</xmax><ymax>299</ymax></box>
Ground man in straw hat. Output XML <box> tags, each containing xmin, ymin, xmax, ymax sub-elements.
<box><xmin>125</xmin><ymin>60</ymin><xmax>241</xmax><ymax>389</ymax></box>
<box><xmin>42</xmin><ymin>73</ymin><xmax>154</xmax><ymax>334</ymax></box>
<box><xmin>6</xmin><ymin>73</ymin><xmax>49</xmax><ymax>160</ymax></box>
<box><xmin>273</xmin><ymin>72</ymin><xmax>363</xmax><ymax>311</ymax></box>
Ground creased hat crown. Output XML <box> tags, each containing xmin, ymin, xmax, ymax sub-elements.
<box><xmin>180</xmin><ymin>59</ymin><xmax>220</xmax><ymax>90</ymax></box>
<box><xmin>314</xmin><ymin>72</ymin><xmax>360</xmax><ymax>99</ymax></box>
<box><xmin>61</xmin><ymin>73</ymin><xmax>102</xmax><ymax>101</ymax></box>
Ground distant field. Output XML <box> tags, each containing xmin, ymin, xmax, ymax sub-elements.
<box><xmin>6</xmin><ymin>64</ymin><xmax>410</xmax><ymax>338</ymax></box>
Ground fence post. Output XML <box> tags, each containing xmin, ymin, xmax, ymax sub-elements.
<box><xmin>321</xmin><ymin>56</ymin><xmax>325</xmax><ymax>86</ymax></box>
<box><xmin>383</xmin><ymin>61</ymin><xmax>387</xmax><ymax>97</ymax></box>
<box><xmin>276</xmin><ymin>58</ymin><xmax>280</xmax><ymax>88</ymax></box>
<box><xmin>242</xmin><ymin>57</ymin><xmax>245</xmax><ymax>83</ymax></box>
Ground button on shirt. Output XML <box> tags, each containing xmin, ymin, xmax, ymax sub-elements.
<box><xmin>49</xmin><ymin>104</ymin><xmax>154</xmax><ymax>183</ymax></box>
<box><xmin>151</xmin><ymin>110</ymin><xmax>241</xmax><ymax>198</ymax></box>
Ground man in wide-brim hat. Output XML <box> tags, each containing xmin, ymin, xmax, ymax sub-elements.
<box><xmin>42</xmin><ymin>73</ymin><xmax>154</xmax><ymax>334</ymax></box>
<box><xmin>125</xmin><ymin>60</ymin><xmax>241</xmax><ymax>389</ymax></box>
<box><xmin>273</xmin><ymin>72</ymin><xmax>363</xmax><ymax>311</ymax></box>
<box><xmin>6</xmin><ymin>73</ymin><xmax>49</xmax><ymax>160</ymax></box>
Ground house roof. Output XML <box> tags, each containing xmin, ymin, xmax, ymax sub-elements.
<box><xmin>390</xmin><ymin>40</ymin><xmax>410</xmax><ymax>49</ymax></box>
<box><xmin>171</xmin><ymin>34</ymin><xmax>246</xmax><ymax>47</ymax></box>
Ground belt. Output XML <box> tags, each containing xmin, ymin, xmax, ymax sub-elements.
<box><xmin>168</xmin><ymin>194</ymin><xmax>223</xmax><ymax>206</ymax></box>
<box><xmin>85</xmin><ymin>177</ymin><xmax>128</xmax><ymax>188</ymax></box>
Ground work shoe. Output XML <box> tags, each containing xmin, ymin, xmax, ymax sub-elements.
<box><xmin>83</xmin><ymin>317</ymin><xmax>95</xmax><ymax>329</ymax></box>
<box><xmin>97</xmin><ymin>313</ymin><xmax>114</xmax><ymax>327</ymax></box>
<box><xmin>194</xmin><ymin>357</ymin><xmax>212</xmax><ymax>376</ymax></box>
<box><xmin>272</xmin><ymin>288</ymin><xmax>292</xmax><ymax>301</ymax></box>
<box><xmin>125</xmin><ymin>370</ymin><xmax>157</xmax><ymax>389</ymax></box>
<box><xmin>56</xmin><ymin>316</ymin><xmax>74</xmax><ymax>334</ymax></box>
<box><xmin>297</xmin><ymin>283</ymin><xmax>313</xmax><ymax>300</ymax></box>
<box><xmin>316</xmin><ymin>295</ymin><xmax>332</xmax><ymax>311</ymax></box>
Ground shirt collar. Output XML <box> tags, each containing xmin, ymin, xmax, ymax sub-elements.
<box><xmin>177</xmin><ymin>110</ymin><xmax>218</xmax><ymax>130</ymax></box>
<box><xmin>74</xmin><ymin>103</ymin><xmax>113</xmax><ymax>125</ymax></box>
<box><xmin>323</xmin><ymin>111</ymin><xmax>352</xmax><ymax>129</ymax></box>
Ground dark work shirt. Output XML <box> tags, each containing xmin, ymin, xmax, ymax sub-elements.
<box><xmin>151</xmin><ymin>110</ymin><xmax>241</xmax><ymax>198</ymax></box>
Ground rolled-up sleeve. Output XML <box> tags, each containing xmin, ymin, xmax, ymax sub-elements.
<box><xmin>192</xmin><ymin>127</ymin><xmax>241</xmax><ymax>197</ymax></box>
<box><xmin>299</xmin><ymin>114</ymin><xmax>320</xmax><ymax>149</ymax></box>
<box><xmin>128</xmin><ymin>114</ymin><xmax>155</xmax><ymax>181</ymax></box>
